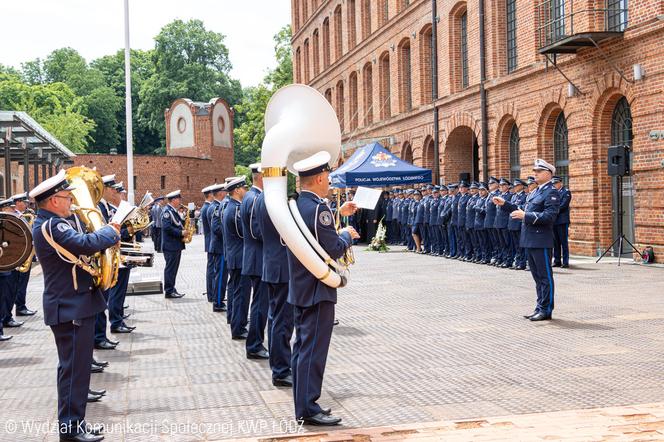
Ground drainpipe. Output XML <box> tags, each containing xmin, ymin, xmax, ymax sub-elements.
<box><xmin>431</xmin><ymin>0</ymin><xmax>440</xmax><ymax>184</ymax></box>
<box><xmin>479</xmin><ymin>0</ymin><xmax>489</xmax><ymax>182</ymax></box>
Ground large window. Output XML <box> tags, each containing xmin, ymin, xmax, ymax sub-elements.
<box><xmin>322</xmin><ymin>18</ymin><xmax>331</xmax><ymax>69</ymax></box>
<box><xmin>361</xmin><ymin>0</ymin><xmax>371</xmax><ymax>39</ymax></box>
<box><xmin>506</xmin><ymin>0</ymin><xmax>517</xmax><ymax>73</ymax></box>
<box><xmin>336</xmin><ymin>80</ymin><xmax>345</xmax><ymax>131</ymax></box>
<box><xmin>553</xmin><ymin>113</ymin><xmax>569</xmax><ymax>186</ymax></box>
<box><xmin>303</xmin><ymin>38</ymin><xmax>310</xmax><ymax>83</ymax></box>
<box><xmin>398</xmin><ymin>38</ymin><xmax>412</xmax><ymax>113</ymax></box>
<box><xmin>379</xmin><ymin>52</ymin><xmax>391</xmax><ymax>119</ymax></box>
<box><xmin>509</xmin><ymin>124</ymin><xmax>521</xmax><ymax>181</ymax></box>
<box><xmin>312</xmin><ymin>29</ymin><xmax>320</xmax><ymax>77</ymax></box>
<box><xmin>295</xmin><ymin>47</ymin><xmax>301</xmax><ymax>83</ymax></box>
<box><xmin>460</xmin><ymin>12</ymin><xmax>469</xmax><ymax>89</ymax></box>
<box><xmin>611</xmin><ymin>96</ymin><xmax>632</xmax><ymax>146</ymax></box>
<box><xmin>607</xmin><ymin>0</ymin><xmax>628</xmax><ymax>32</ymax></box>
<box><xmin>363</xmin><ymin>63</ymin><xmax>373</xmax><ymax>125</ymax></box>
<box><xmin>551</xmin><ymin>0</ymin><xmax>565</xmax><ymax>41</ymax></box>
<box><xmin>347</xmin><ymin>0</ymin><xmax>357</xmax><ymax>50</ymax></box>
<box><xmin>419</xmin><ymin>25</ymin><xmax>433</xmax><ymax>103</ymax></box>
<box><xmin>349</xmin><ymin>72</ymin><xmax>358</xmax><ymax>130</ymax></box>
<box><xmin>334</xmin><ymin>5</ymin><xmax>343</xmax><ymax>60</ymax></box>
<box><xmin>379</xmin><ymin>0</ymin><xmax>389</xmax><ymax>27</ymax></box>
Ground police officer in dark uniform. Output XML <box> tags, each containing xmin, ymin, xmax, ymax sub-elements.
<box><xmin>552</xmin><ymin>176</ymin><xmax>572</xmax><ymax>268</ymax></box>
<box><xmin>11</xmin><ymin>193</ymin><xmax>37</xmax><ymax>318</ymax></box>
<box><xmin>31</xmin><ymin>169</ymin><xmax>120</xmax><ymax>441</ymax></box>
<box><xmin>494</xmin><ymin>178</ymin><xmax>514</xmax><ymax>267</ymax></box>
<box><xmin>508</xmin><ymin>179</ymin><xmax>528</xmax><ymax>270</ymax></box>
<box><xmin>443</xmin><ymin>184</ymin><xmax>458</xmax><ymax>257</ymax></box>
<box><xmin>150</xmin><ymin>197</ymin><xmax>164</xmax><ymax>253</ymax></box>
<box><xmin>429</xmin><ymin>187</ymin><xmax>441</xmax><ymax>255</ymax></box>
<box><xmin>222</xmin><ymin>177</ymin><xmax>251</xmax><ymax>339</ymax></box>
<box><xmin>484</xmin><ymin>177</ymin><xmax>500</xmax><ymax>265</ymax></box>
<box><xmin>255</xmin><ymin>183</ymin><xmax>294</xmax><ymax>387</ymax></box>
<box><xmin>474</xmin><ymin>183</ymin><xmax>489</xmax><ymax>263</ymax></box>
<box><xmin>494</xmin><ymin>159</ymin><xmax>560</xmax><ymax>321</ymax></box>
<box><xmin>0</xmin><ymin>199</ymin><xmax>18</xmax><ymax>340</ymax></box>
<box><xmin>208</xmin><ymin>183</ymin><xmax>228</xmax><ymax>312</ymax></box>
<box><xmin>437</xmin><ymin>185</ymin><xmax>449</xmax><ymax>256</ymax></box>
<box><xmin>162</xmin><ymin>190</ymin><xmax>186</xmax><ymax>299</ymax></box>
<box><xmin>466</xmin><ymin>183</ymin><xmax>480</xmax><ymax>262</ymax></box>
<box><xmin>200</xmin><ymin>185</ymin><xmax>215</xmax><ymax>301</ymax></box>
<box><xmin>241</xmin><ymin>164</ymin><xmax>269</xmax><ymax>359</ymax></box>
<box><xmin>456</xmin><ymin>182</ymin><xmax>470</xmax><ymax>260</ymax></box>
<box><xmin>412</xmin><ymin>190</ymin><xmax>424</xmax><ymax>253</ymax></box>
<box><xmin>288</xmin><ymin>151</ymin><xmax>358</xmax><ymax>426</ymax></box>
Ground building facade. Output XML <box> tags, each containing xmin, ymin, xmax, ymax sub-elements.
<box><xmin>74</xmin><ymin>98</ymin><xmax>235</xmax><ymax>205</ymax></box>
<box><xmin>291</xmin><ymin>0</ymin><xmax>664</xmax><ymax>260</ymax></box>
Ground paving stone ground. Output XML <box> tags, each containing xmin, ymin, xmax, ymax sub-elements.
<box><xmin>1</xmin><ymin>233</ymin><xmax>663</xmax><ymax>441</ymax></box>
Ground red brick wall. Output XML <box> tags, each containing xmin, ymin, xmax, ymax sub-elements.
<box><xmin>292</xmin><ymin>0</ymin><xmax>664</xmax><ymax>261</ymax></box>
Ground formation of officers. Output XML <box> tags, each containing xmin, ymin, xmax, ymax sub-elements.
<box><xmin>381</xmin><ymin>170</ymin><xmax>572</xmax><ymax>269</ymax></box>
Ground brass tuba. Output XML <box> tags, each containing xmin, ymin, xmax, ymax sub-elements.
<box><xmin>123</xmin><ymin>191</ymin><xmax>154</xmax><ymax>236</ymax></box>
<box><xmin>261</xmin><ymin>84</ymin><xmax>351</xmax><ymax>288</ymax></box>
<box><xmin>180</xmin><ymin>204</ymin><xmax>195</xmax><ymax>244</ymax></box>
<box><xmin>17</xmin><ymin>209</ymin><xmax>36</xmax><ymax>273</ymax></box>
<box><xmin>65</xmin><ymin>166</ymin><xmax>120</xmax><ymax>290</ymax></box>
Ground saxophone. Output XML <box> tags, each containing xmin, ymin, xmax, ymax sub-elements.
<box><xmin>17</xmin><ymin>209</ymin><xmax>36</xmax><ymax>273</ymax></box>
<box><xmin>180</xmin><ymin>204</ymin><xmax>195</xmax><ymax>244</ymax></box>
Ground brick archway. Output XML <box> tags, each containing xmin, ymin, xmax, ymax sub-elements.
<box><xmin>401</xmin><ymin>141</ymin><xmax>413</xmax><ymax>163</ymax></box>
<box><xmin>495</xmin><ymin>114</ymin><xmax>518</xmax><ymax>179</ymax></box>
<box><xmin>442</xmin><ymin>125</ymin><xmax>477</xmax><ymax>183</ymax></box>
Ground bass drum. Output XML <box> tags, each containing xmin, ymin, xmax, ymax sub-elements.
<box><xmin>0</xmin><ymin>213</ymin><xmax>33</xmax><ymax>271</ymax></box>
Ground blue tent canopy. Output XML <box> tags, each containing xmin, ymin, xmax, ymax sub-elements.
<box><xmin>330</xmin><ymin>142</ymin><xmax>432</xmax><ymax>188</ymax></box>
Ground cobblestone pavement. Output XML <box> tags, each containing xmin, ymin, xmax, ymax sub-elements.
<box><xmin>1</xmin><ymin>234</ymin><xmax>663</xmax><ymax>441</ymax></box>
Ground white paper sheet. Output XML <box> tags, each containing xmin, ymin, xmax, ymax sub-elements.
<box><xmin>110</xmin><ymin>200</ymin><xmax>137</xmax><ymax>225</ymax></box>
<box><xmin>352</xmin><ymin>186</ymin><xmax>382</xmax><ymax>210</ymax></box>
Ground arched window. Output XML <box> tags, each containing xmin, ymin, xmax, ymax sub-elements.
<box><xmin>312</xmin><ymin>29</ymin><xmax>320</xmax><ymax>77</ymax></box>
<box><xmin>402</xmin><ymin>142</ymin><xmax>413</xmax><ymax>163</ymax></box>
<box><xmin>397</xmin><ymin>0</ymin><xmax>410</xmax><ymax>13</ymax></box>
<box><xmin>379</xmin><ymin>0</ymin><xmax>389</xmax><ymax>27</ymax></box>
<box><xmin>450</xmin><ymin>4</ymin><xmax>469</xmax><ymax>93</ymax></box>
<box><xmin>363</xmin><ymin>62</ymin><xmax>374</xmax><ymax>125</ymax></box>
<box><xmin>302</xmin><ymin>0</ymin><xmax>309</xmax><ymax>23</ymax></box>
<box><xmin>506</xmin><ymin>0</ymin><xmax>517</xmax><ymax>73</ymax></box>
<box><xmin>334</xmin><ymin>5</ymin><xmax>343</xmax><ymax>60</ymax></box>
<box><xmin>295</xmin><ymin>47</ymin><xmax>302</xmax><ymax>83</ymax></box>
<box><xmin>379</xmin><ymin>52</ymin><xmax>391</xmax><ymax>119</ymax></box>
<box><xmin>347</xmin><ymin>0</ymin><xmax>357</xmax><ymax>50</ymax></box>
<box><xmin>322</xmin><ymin>18</ymin><xmax>331</xmax><ymax>69</ymax></box>
<box><xmin>294</xmin><ymin>0</ymin><xmax>300</xmax><ymax>32</ymax></box>
<box><xmin>611</xmin><ymin>96</ymin><xmax>632</xmax><ymax>146</ymax></box>
<box><xmin>460</xmin><ymin>12</ymin><xmax>469</xmax><ymax>88</ymax></box>
<box><xmin>349</xmin><ymin>72</ymin><xmax>358</xmax><ymax>130</ymax></box>
<box><xmin>509</xmin><ymin>124</ymin><xmax>520</xmax><ymax>180</ymax></box>
<box><xmin>398</xmin><ymin>38</ymin><xmax>412</xmax><ymax>113</ymax></box>
<box><xmin>419</xmin><ymin>25</ymin><xmax>433</xmax><ymax>103</ymax></box>
<box><xmin>303</xmin><ymin>39</ymin><xmax>310</xmax><ymax>83</ymax></box>
<box><xmin>336</xmin><ymin>80</ymin><xmax>345</xmax><ymax>132</ymax></box>
<box><xmin>361</xmin><ymin>0</ymin><xmax>372</xmax><ymax>39</ymax></box>
<box><xmin>553</xmin><ymin>112</ymin><xmax>569</xmax><ymax>185</ymax></box>
<box><xmin>324</xmin><ymin>88</ymin><xmax>332</xmax><ymax>104</ymax></box>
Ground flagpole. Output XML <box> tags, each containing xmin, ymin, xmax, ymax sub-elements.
<box><xmin>124</xmin><ymin>0</ymin><xmax>135</xmax><ymax>204</ymax></box>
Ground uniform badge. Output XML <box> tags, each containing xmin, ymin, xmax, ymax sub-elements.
<box><xmin>164</xmin><ymin>212</ymin><xmax>170</xmax><ymax>219</ymax></box>
<box><xmin>57</xmin><ymin>223</ymin><xmax>72</xmax><ymax>233</ymax></box>
<box><xmin>319</xmin><ymin>210</ymin><xmax>333</xmax><ymax>227</ymax></box>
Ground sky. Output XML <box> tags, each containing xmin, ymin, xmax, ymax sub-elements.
<box><xmin>1</xmin><ymin>0</ymin><xmax>292</xmax><ymax>87</ymax></box>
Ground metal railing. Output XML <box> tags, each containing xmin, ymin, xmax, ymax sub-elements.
<box><xmin>536</xmin><ymin>0</ymin><xmax>628</xmax><ymax>49</ymax></box>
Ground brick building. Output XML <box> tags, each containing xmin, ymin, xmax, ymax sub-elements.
<box><xmin>291</xmin><ymin>0</ymin><xmax>664</xmax><ymax>260</ymax></box>
<box><xmin>74</xmin><ymin>98</ymin><xmax>235</xmax><ymax>205</ymax></box>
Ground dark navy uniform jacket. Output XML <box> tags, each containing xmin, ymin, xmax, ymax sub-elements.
<box><xmin>222</xmin><ymin>198</ymin><xmax>244</xmax><ymax>270</ymax></box>
<box><xmin>429</xmin><ymin>197</ymin><xmax>440</xmax><ymax>225</ymax></box>
<box><xmin>450</xmin><ymin>193</ymin><xmax>461</xmax><ymax>226</ymax></box>
<box><xmin>240</xmin><ymin>186</ymin><xmax>263</xmax><ymax>277</ymax></box>
<box><xmin>161</xmin><ymin>204</ymin><xmax>185</xmax><ymax>252</ymax></box>
<box><xmin>422</xmin><ymin>196</ymin><xmax>430</xmax><ymax>224</ymax></box>
<box><xmin>484</xmin><ymin>190</ymin><xmax>500</xmax><ymax>229</ymax></box>
<box><xmin>508</xmin><ymin>191</ymin><xmax>527</xmax><ymax>231</ymax></box>
<box><xmin>554</xmin><ymin>187</ymin><xmax>572</xmax><ymax>225</ymax></box>
<box><xmin>287</xmin><ymin>191</ymin><xmax>352</xmax><ymax>308</ymax></box>
<box><xmin>201</xmin><ymin>201</ymin><xmax>212</xmax><ymax>253</ymax></box>
<box><xmin>400</xmin><ymin>200</ymin><xmax>409</xmax><ymax>224</ymax></box>
<box><xmin>502</xmin><ymin>181</ymin><xmax>561</xmax><ymax>249</ymax></box>
<box><xmin>255</xmin><ymin>192</ymin><xmax>289</xmax><ymax>284</ymax></box>
<box><xmin>494</xmin><ymin>191</ymin><xmax>513</xmax><ymax>229</ymax></box>
<box><xmin>208</xmin><ymin>199</ymin><xmax>224</xmax><ymax>254</ymax></box>
<box><xmin>466</xmin><ymin>194</ymin><xmax>478</xmax><ymax>229</ymax></box>
<box><xmin>414</xmin><ymin>200</ymin><xmax>425</xmax><ymax>224</ymax></box>
<box><xmin>33</xmin><ymin>209</ymin><xmax>120</xmax><ymax>326</ymax></box>
<box><xmin>474</xmin><ymin>196</ymin><xmax>487</xmax><ymax>229</ymax></box>
<box><xmin>386</xmin><ymin>199</ymin><xmax>393</xmax><ymax>221</ymax></box>
<box><xmin>98</xmin><ymin>199</ymin><xmax>113</xmax><ymax>223</ymax></box>
<box><xmin>439</xmin><ymin>196</ymin><xmax>451</xmax><ymax>224</ymax></box>
<box><xmin>457</xmin><ymin>193</ymin><xmax>470</xmax><ymax>227</ymax></box>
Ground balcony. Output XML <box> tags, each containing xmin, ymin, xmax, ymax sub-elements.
<box><xmin>536</xmin><ymin>0</ymin><xmax>628</xmax><ymax>54</ymax></box>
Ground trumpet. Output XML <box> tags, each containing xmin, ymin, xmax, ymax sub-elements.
<box><xmin>180</xmin><ymin>204</ymin><xmax>195</xmax><ymax>244</ymax></box>
<box><xmin>17</xmin><ymin>209</ymin><xmax>36</xmax><ymax>273</ymax></box>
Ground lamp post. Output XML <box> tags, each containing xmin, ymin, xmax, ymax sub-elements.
<box><xmin>124</xmin><ymin>0</ymin><xmax>135</xmax><ymax>204</ymax></box>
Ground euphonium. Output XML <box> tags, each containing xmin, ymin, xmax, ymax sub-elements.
<box><xmin>123</xmin><ymin>191</ymin><xmax>154</xmax><ymax>236</ymax></box>
<box><xmin>180</xmin><ymin>204</ymin><xmax>195</xmax><ymax>244</ymax></box>
<box><xmin>261</xmin><ymin>84</ymin><xmax>351</xmax><ymax>288</ymax></box>
<box><xmin>65</xmin><ymin>166</ymin><xmax>120</xmax><ymax>290</ymax></box>
<box><xmin>17</xmin><ymin>209</ymin><xmax>36</xmax><ymax>273</ymax></box>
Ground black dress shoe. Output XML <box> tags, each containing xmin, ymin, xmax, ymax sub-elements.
<box><xmin>94</xmin><ymin>341</ymin><xmax>116</xmax><ymax>350</ymax></box>
<box><xmin>523</xmin><ymin>311</ymin><xmax>538</xmax><ymax>319</ymax></box>
<box><xmin>16</xmin><ymin>308</ymin><xmax>37</xmax><ymax>316</ymax></box>
<box><xmin>529</xmin><ymin>312</ymin><xmax>552</xmax><ymax>321</ymax></box>
<box><xmin>85</xmin><ymin>423</ymin><xmax>104</xmax><ymax>435</ymax></box>
<box><xmin>561</xmin><ymin>264</ymin><xmax>569</xmax><ymax>268</ymax></box>
<box><xmin>111</xmin><ymin>325</ymin><xmax>133</xmax><ymax>334</ymax></box>
<box><xmin>165</xmin><ymin>292</ymin><xmax>184</xmax><ymax>299</ymax></box>
<box><xmin>87</xmin><ymin>393</ymin><xmax>103</xmax><ymax>403</ymax></box>
<box><xmin>59</xmin><ymin>432</ymin><xmax>104</xmax><ymax>442</ymax></box>
<box><xmin>232</xmin><ymin>332</ymin><xmax>248</xmax><ymax>340</ymax></box>
<box><xmin>92</xmin><ymin>359</ymin><xmax>109</xmax><ymax>367</ymax></box>
<box><xmin>0</xmin><ymin>335</ymin><xmax>12</xmax><ymax>341</ymax></box>
<box><xmin>247</xmin><ymin>349</ymin><xmax>269</xmax><ymax>359</ymax></box>
<box><xmin>333</xmin><ymin>319</ymin><xmax>339</xmax><ymax>326</ymax></box>
<box><xmin>106</xmin><ymin>338</ymin><xmax>119</xmax><ymax>345</ymax></box>
<box><xmin>272</xmin><ymin>375</ymin><xmax>293</xmax><ymax>387</ymax></box>
<box><xmin>213</xmin><ymin>305</ymin><xmax>227</xmax><ymax>312</ymax></box>
<box><xmin>552</xmin><ymin>262</ymin><xmax>562</xmax><ymax>267</ymax></box>
<box><xmin>122</xmin><ymin>313</ymin><xmax>131</xmax><ymax>319</ymax></box>
<box><xmin>321</xmin><ymin>407</ymin><xmax>332</xmax><ymax>415</ymax></box>
<box><xmin>4</xmin><ymin>319</ymin><xmax>24</xmax><ymax>328</ymax></box>
<box><xmin>89</xmin><ymin>388</ymin><xmax>106</xmax><ymax>396</ymax></box>
<box><xmin>301</xmin><ymin>412</ymin><xmax>342</xmax><ymax>426</ymax></box>
<box><xmin>90</xmin><ymin>365</ymin><xmax>104</xmax><ymax>374</ymax></box>
<box><xmin>123</xmin><ymin>304</ymin><xmax>129</xmax><ymax>309</ymax></box>
<box><xmin>122</xmin><ymin>323</ymin><xmax>136</xmax><ymax>330</ymax></box>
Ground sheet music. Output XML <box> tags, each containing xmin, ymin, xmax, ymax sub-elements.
<box><xmin>110</xmin><ymin>200</ymin><xmax>136</xmax><ymax>225</ymax></box>
<box><xmin>352</xmin><ymin>186</ymin><xmax>382</xmax><ymax>210</ymax></box>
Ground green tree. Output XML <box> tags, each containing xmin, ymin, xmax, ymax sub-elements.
<box><xmin>20</xmin><ymin>59</ymin><xmax>45</xmax><ymax>84</ymax></box>
<box><xmin>84</xmin><ymin>86</ymin><xmax>122</xmax><ymax>151</ymax></box>
<box><xmin>138</xmin><ymin>19</ymin><xmax>243</xmax><ymax>148</ymax></box>
<box><xmin>0</xmin><ymin>64</ymin><xmax>21</xmax><ymax>79</ymax></box>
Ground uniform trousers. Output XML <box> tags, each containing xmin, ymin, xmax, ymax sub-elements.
<box><xmin>93</xmin><ymin>290</ymin><xmax>109</xmax><ymax>345</ymax></box>
<box><xmin>51</xmin><ymin>316</ymin><xmax>95</xmax><ymax>436</ymax></box>
<box><xmin>553</xmin><ymin>224</ymin><xmax>570</xmax><ymax>266</ymax></box>
<box><xmin>163</xmin><ymin>250</ymin><xmax>182</xmax><ymax>295</ymax></box>
<box><xmin>267</xmin><ymin>282</ymin><xmax>293</xmax><ymax>381</ymax></box>
<box><xmin>0</xmin><ymin>272</ymin><xmax>13</xmax><ymax>333</ymax></box>
<box><xmin>246</xmin><ymin>276</ymin><xmax>269</xmax><ymax>354</ymax></box>
<box><xmin>1</xmin><ymin>271</ymin><xmax>19</xmax><ymax>323</ymax></box>
<box><xmin>228</xmin><ymin>269</ymin><xmax>250</xmax><ymax>336</ymax></box>
<box><xmin>447</xmin><ymin>225</ymin><xmax>457</xmax><ymax>257</ymax></box>
<box><xmin>511</xmin><ymin>230</ymin><xmax>526</xmax><ymax>267</ymax></box>
<box><xmin>206</xmin><ymin>252</ymin><xmax>216</xmax><ymax>302</ymax></box>
<box><xmin>292</xmin><ymin>300</ymin><xmax>334</xmax><ymax>420</ymax></box>
<box><xmin>455</xmin><ymin>225</ymin><xmax>465</xmax><ymax>257</ymax></box>
<box><xmin>152</xmin><ymin>227</ymin><xmax>162</xmax><ymax>253</ymax></box>
<box><xmin>14</xmin><ymin>266</ymin><xmax>31</xmax><ymax>312</ymax></box>
<box><xmin>109</xmin><ymin>267</ymin><xmax>130</xmax><ymax>329</ymax></box>
<box><xmin>527</xmin><ymin>248</ymin><xmax>555</xmax><ymax>315</ymax></box>
<box><xmin>476</xmin><ymin>229</ymin><xmax>488</xmax><ymax>261</ymax></box>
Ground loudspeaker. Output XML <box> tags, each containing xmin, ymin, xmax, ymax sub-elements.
<box><xmin>608</xmin><ymin>145</ymin><xmax>630</xmax><ymax>177</ymax></box>
<box><xmin>459</xmin><ymin>172</ymin><xmax>471</xmax><ymax>183</ymax></box>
